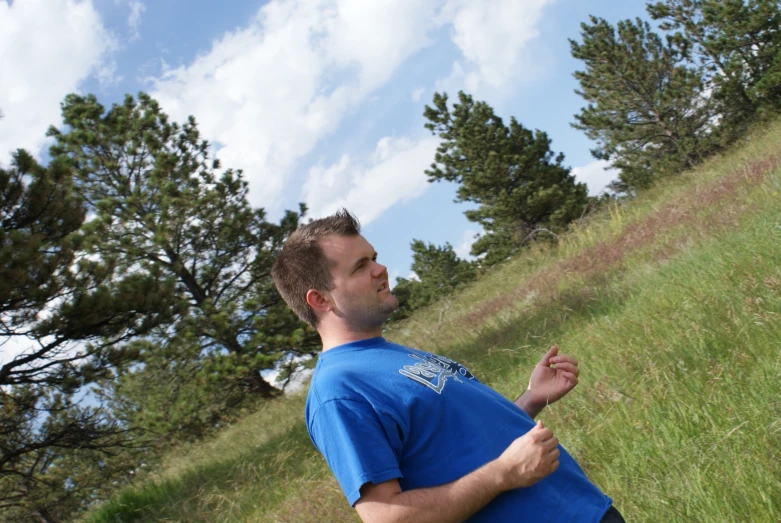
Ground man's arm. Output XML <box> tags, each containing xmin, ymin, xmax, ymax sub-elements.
<box><xmin>515</xmin><ymin>346</ymin><xmax>580</xmax><ymax>419</ymax></box>
<box><xmin>354</xmin><ymin>421</ymin><xmax>559</xmax><ymax>523</ymax></box>
<box><xmin>514</xmin><ymin>390</ymin><xmax>546</xmax><ymax>419</ymax></box>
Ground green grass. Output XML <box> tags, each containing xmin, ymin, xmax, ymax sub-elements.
<box><xmin>85</xmin><ymin>121</ymin><xmax>781</xmax><ymax>522</ymax></box>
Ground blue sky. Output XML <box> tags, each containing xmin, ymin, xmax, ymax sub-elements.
<box><xmin>1</xmin><ymin>0</ymin><xmax>651</xmax><ymax>286</ymax></box>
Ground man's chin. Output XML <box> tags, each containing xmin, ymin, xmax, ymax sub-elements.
<box><xmin>382</xmin><ymin>295</ymin><xmax>400</xmax><ymax>314</ymax></box>
<box><xmin>348</xmin><ymin>296</ymin><xmax>399</xmax><ymax>328</ymax></box>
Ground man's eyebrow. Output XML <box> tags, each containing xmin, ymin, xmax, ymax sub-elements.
<box><xmin>351</xmin><ymin>252</ymin><xmax>377</xmax><ymax>272</ymax></box>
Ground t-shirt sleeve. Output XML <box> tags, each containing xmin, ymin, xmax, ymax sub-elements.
<box><xmin>309</xmin><ymin>398</ymin><xmax>403</xmax><ymax>506</ymax></box>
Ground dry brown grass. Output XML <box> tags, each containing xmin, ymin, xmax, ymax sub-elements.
<box><xmin>455</xmin><ymin>153</ymin><xmax>780</xmax><ymax>330</ymax></box>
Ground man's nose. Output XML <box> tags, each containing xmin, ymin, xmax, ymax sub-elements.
<box><xmin>371</xmin><ymin>262</ymin><xmax>387</xmax><ymax>278</ymax></box>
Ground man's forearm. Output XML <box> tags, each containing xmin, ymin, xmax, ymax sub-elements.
<box><xmin>357</xmin><ymin>460</ymin><xmax>507</xmax><ymax>523</ymax></box>
<box><xmin>514</xmin><ymin>390</ymin><xmax>545</xmax><ymax>419</ymax></box>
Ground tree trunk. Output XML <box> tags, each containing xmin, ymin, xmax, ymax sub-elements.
<box><xmin>244</xmin><ymin>371</ymin><xmax>279</xmax><ymax>398</ymax></box>
<box><xmin>33</xmin><ymin>507</ymin><xmax>59</xmax><ymax>523</ymax></box>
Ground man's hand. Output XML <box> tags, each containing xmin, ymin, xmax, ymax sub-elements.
<box><xmin>516</xmin><ymin>345</ymin><xmax>580</xmax><ymax>418</ymax></box>
<box><xmin>494</xmin><ymin>420</ymin><xmax>560</xmax><ymax>490</ymax></box>
<box><xmin>355</xmin><ymin>421</ymin><xmax>560</xmax><ymax>523</ymax></box>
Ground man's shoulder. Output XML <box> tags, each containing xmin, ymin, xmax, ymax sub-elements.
<box><xmin>305</xmin><ymin>356</ymin><xmax>371</xmax><ymax>416</ymax></box>
<box><xmin>305</xmin><ymin>343</ymin><xmax>415</xmax><ymax>419</ymax></box>
<box><xmin>307</xmin><ymin>361</ymin><xmax>359</xmax><ymax>403</ymax></box>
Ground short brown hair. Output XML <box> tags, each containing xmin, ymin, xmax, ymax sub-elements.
<box><xmin>272</xmin><ymin>209</ymin><xmax>361</xmax><ymax>327</ymax></box>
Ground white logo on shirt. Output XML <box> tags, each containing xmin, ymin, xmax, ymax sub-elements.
<box><xmin>398</xmin><ymin>353</ymin><xmax>475</xmax><ymax>394</ymax></box>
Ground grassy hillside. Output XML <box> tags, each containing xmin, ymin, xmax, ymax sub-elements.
<box><xmin>85</xmin><ymin>120</ymin><xmax>781</xmax><ymax>522</ymax></box>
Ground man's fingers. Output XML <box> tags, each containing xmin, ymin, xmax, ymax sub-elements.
<box><xmin>539</xmin><ymin>345</ymin><xmax>558</xmax><ymax>367</ymax></box>
<box><xmin>535</xmin><ymin>427</ymin><xmax>553</xmax><ymax>440</ymax></box>
<box><xmin>529</xmin><ymin>421</ymin><xmax>552</xmax><ymax>437</ymax></box>
<box><xmin>553</xmin><ymin>362</ymin><xmax>580</xmax><ymax>376</ymax></box>
<box><xmin>533</xmin><ymin>426</ymin><xmax>555</xmax><ymax>442</ymax></box>
<box><xmin>550</xmin><ymin>354</ymin><xmax>578</xmax><ymax>367</ymax></box>
<box><xmin>529</xmin><ymin>420</ymin><xmax>546</xmax><ymax>435</ymax></box>
<box><xmin>562</xmin><ymin>372</ymin><xmax>579</xmax><ymax>387</ymax></box>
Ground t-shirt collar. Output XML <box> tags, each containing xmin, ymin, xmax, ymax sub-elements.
<box><xmin>324</xmin><ymin>336</ymin><xmax>387</xmax><ymax>354</ymax></box>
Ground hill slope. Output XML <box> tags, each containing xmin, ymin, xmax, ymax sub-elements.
<box><xmin>86</xmin><ymin>121</ymin><xmax>781</xmax><ymax>522</ymax></box>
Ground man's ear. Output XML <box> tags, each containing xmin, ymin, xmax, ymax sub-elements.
<box><xmin>306</xmin><ymin>289</ymin><xmax>332</xmax><ymax>316</ymax></box>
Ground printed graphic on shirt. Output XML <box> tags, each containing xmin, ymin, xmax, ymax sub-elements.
<box><xmin>398</xmin><ymin>353</ymin><xmax>475</xmax><ymax>394</ymax></box>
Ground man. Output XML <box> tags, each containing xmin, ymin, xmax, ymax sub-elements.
<box><xmin>271</xmin><ymin>209</ymin><xmax>624</xmax><ymax>522</ymax></box>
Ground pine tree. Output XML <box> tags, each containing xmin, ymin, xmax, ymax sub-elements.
<box><xmin>46</xmin><ymin>92</ymin><xmax>319</xmax><ymax>402</ymax></box>
<box><xmin>648</xmin><ymin>0</ymin><xmax>781</xmax><ymax>134</ymax></box>
<box><xmin>1</xmin><ymin>150</ymin><xmax>170</xmax><ymax>521</ymax></box>
<box><xmin>570</xmin><ymin>16</ymin><xmax>716</xmax><ymax>192</ymax></box>
<box><xmin>424</xmin><ymin>92</ymin><xmax>589</xmax><ymax>265</ymax></box>
<box><xmin>392</xmin><ymin>240</ymin><xmax>476</xmax><ymax>320</ymax></box>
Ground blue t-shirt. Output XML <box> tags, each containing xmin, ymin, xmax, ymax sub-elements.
<box><xmin>305</xmin><ymin>337</ymin><xmax>611</xmax><ymax>522</ymax></box>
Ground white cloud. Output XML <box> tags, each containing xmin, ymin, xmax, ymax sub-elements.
<box><xmin>411</xmin><ymin>86</ymin><xmax>425</xmax><ymax>102</ymax></box>
<box><xmin>128</xmin><ymin>0</ymin><xmax>146</xmax><ymax>41</ymax></box>
<box><xmin>0</xmin><ymin>0</ymin><xmax>117</xmax><ymax>162</ymax></box>
<box><xmin>438</xmin><ymin>0</ymin><xmax>553</xmax><ymax>94</ymax></box>
<box><xmin>260</xmin><ymin>354</ymin><xmax>314</xmax><ymax>394</ymax></box>
<box><xmin>303</xmin><ymin>135</ymin><xmax>439</xmax><ymax>225</ymax></box>
<box><xmin>304</xmin><ymin>153</ymin><xmax>351</xmax><ymax>210</ymax></box>
<box><xmin>390</xmin><ymin>269</ymin><xmax>419</xmax><ymax>284</ymax></box>
<box><xmin>454</xmin><ymin>228</ymin><xmax>481</xmax><ymax>259</ymax></box>
<box><xmin>572</xmin><ymin>159</ymin><xmax>620</xmax><ymax>196</ymax></box>
<box><xmin>150</xmin><ymin>0</ymin><xmax>440</xmax><ymax>209</ymax></box>
<box><xmin>96</xmin><ymin>59</ymin><xmax>123</xmax><ymax>88</ymax></box>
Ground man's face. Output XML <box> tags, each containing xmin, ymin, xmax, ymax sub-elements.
<box><xmin>319</xmin><ymin>234</ymin><xmax>399</xmax><ymax>329</ymax></box>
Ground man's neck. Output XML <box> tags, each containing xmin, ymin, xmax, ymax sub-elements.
<box><xmin>319</xmin><ymin>323</ymin><xmax>383</xmax><ymax>352</ymax></box>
